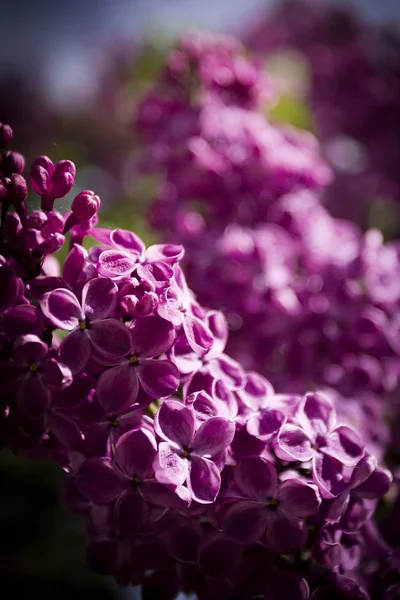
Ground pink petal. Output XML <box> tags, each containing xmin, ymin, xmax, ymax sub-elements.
<box><xmin>223</xmin><ymin>500</ymin><xmax>269</xmax><ymax>544</ymax></box>
<box><xmin>153</xmin><ymin>441</ymin><xmax>188</xmax><ymax>487</ymax></box>
<box><xmin>88</xmin><ymin>319</ymin><xmax>131</xmax><ymax>361</ymax></box>
<box><xmin>96</xmin><ymin>364</ymin><xmax>139</xmax><ymax>412</ymax></box>
<box><xmin>114</xmin><ymin>428</ymin><xmax>157</xmax><ymax>481</ymax></box>
<box><xmin>274</xmin><ymin>424</ymin><xmax>314</xmax><ymax>462</ymax></box>
<box><xmin>60</xmin><ymin>329</ymin><xmax>91</xmax><ymax>373</ymax></box>
<box><xmin>137</xmin><ymin>359</ymin><xmax>180</xmax><ymax>399</ymax></box>
<box><xmin>298</xmin><ymin>392</ymin><xmax>336</xmax><ymax>439</ymax></box>
<box><xmin>324</xmin><ymin>426</ymin><xmax>364</xmax><ymax>467</ymax></box>
<box><xmin>277</xmin><ymin>479</ymin><xmax>321</xmax><ymax>517</ymax></box>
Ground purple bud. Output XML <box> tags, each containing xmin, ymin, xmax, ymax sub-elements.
<box><xmin>71</xmin><ymin>190</ymin><xmax>101</xmax><ymax>221</ymax></box>
<box><xmin>50</xmin><ymin>160</ymin><xmax>76</xmax><ymax>199</ymax></box>
<box><xmin>0</xmin><ymin>123</ymin><xmax>13</xmax><ymax>149</ymax></box>
<box><xmin>7</xmin><ymin>174</ymin><xmax>28</xmax><ymax>206</ymax></box>
<box><xmin>0</xmin><ymin>151</ymin><xmax>25</xmax><ymax>177</ymax></box>
<box><xmin>30</xmin><ymin>156</ymin><xmax>54</xmax><ymax>196</ymax></box>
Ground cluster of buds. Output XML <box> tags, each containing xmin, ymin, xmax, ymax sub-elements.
<box><xmin>0</xmin><ymin>125</ymin><xmax>395</xmax><ymax>599</ymax></box>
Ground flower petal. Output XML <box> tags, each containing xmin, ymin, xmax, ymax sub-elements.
<box><xmin>96</xmin><ymin>364</ymin><xmax>139</xmax><ymax>412</ymax></box>
<box><xmin>313</xmin><ymin>453</ymin><xmax>346</xmax><ymax>499</ymax></box>
<box><xmin>115</xmin><ymin>490</ymin><xmax>150</xmax><ymax>535</ymax></box>
<box><xmin>114</xmin><ymin>427</ymin><xmax>157</xmax><ymax>481</ymax></box>
<box><xmin>324</xmin><ymin>426</ymin><xmax>364</xmax><ymax>467</ymax></box>
<box><xmin>153</xmin><ymin>441</ymin><xmax>187</xmax><ymax>487</ymax></box>
<box><xmin>130</xmin><ymin>314</ymin><xmax>175</xmax><ymax>357</ymax></box>
<box><xmin>60</xmin><ymin>329</ymin><xmax>91</xmax><ymax>373</ymax></box>
<box><xmin>264</xmin><ymin>512</ymin><xmax>308</xmax><ymax>555</ymax></box>
<box><xmin>277</xmin><ymin>479</ymin><xmax>321</xmax><ymax>517</ymax></box>
<box><xmin>246</xmin><ymin>408</ymin><xmax>285</xmax><ymax>441</ymax></box>
<box><xmin>82</xmin><ymin>278</ymin><xmax>118</xmax><ymax>320</ymax></box>
<box><xmin>137</xmin><ymin>359</ymin><xmax>180</xmax><ymax>399</ymax></box>
<box><xmin>97</xmin><ymin>249</ymin><xmax>137</xmax><ymax>278</ymax></box>
<box><xmin>41</xmin><ymin>288</ymin><xmax>82</xmax><ymax>330</ymax></box>
<box><xmin>77</xmin><ymin>457</ymin><xmax>127</xmax><ymax>503</ymax></box>
<box><xmin>88</xmin><ymin>318</ymin><xmax>131</xmax><ymax>361</ymax></box>
<box><xmin>223</xmin><ymin>500</ymin><xmax>269</xmax><ymax>544</ymax></box>
<box><xmin>235</xmin><ymin>457</ymin><xmax>277</xmax><ymax>502</ymax></box>
<box><xmin>298</xmin><ymin>392</ymin><xmax>336</xmax><ymax>440</ymax></box>
<box><xmin>154</xmin><ymin>400</ymin><xmax>195</xmax><ymax>448</ymax></box>
<box><xmin>187</xmin><ymin>455</ymin><xmax>221</xmax><ymax>504</ymax></box>
<box><xmin>110</xmin><ymin>228</ymin><xmax>145</xmax><ymax>255</ymax></box>
<box><xmin>191</xmin><ymin>416</ymin><xmax>235</xmax><ymax>458</ymax></box>
<box><xmin>274</xmin><ymin>424</ymin><xmax>314</xmax><ymax>462</ymax></box>
<box><xmin>182</xmin><ymin>313</ymin><xmax>214</xmax><ymax>354</ymax></box>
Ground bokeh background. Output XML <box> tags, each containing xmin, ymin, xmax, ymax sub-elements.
<box><xmin>1</xmin><ymin>0</ymin><xmax>399</xmax><ymax>598</ymax></box>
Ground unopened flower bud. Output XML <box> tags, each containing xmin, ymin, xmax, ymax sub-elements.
<box><xmin>0</xmin><ymin>123</ymin><xmax>13</xmax><ymax>149</ymax></box>
<box><xmin>71</xmin><ymin>190</ymin><xmax>101</xmax><ymax>221</ymax></box>
<box><xmin>7</xmin><ymin>174</ymin><xmax>28</xmax><ymax>206</ymax></box>
<box><xmin>50</xmin><ymin>160</ymin><xmax>76</xmax><ymax>199</ymax></box>
<box><xmin>0</xmin><ymin>151</ymin><xmax>25</xmax><ymax>177</ymax></box>
<box><xmin>30</xmin><ymin>156</ymin><xmax>76</xmax><ymax>211</ymax></box>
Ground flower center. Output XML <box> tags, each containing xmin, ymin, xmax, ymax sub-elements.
<box><xmin>29</xmin><ymin>362</ymin><xmax>38</xmax><ymax>372</ymax></box>
<box><xmin>79</xmin><ymin>320</ymin><xmax>87</xmax><ymax>330</ymax></box>
<box><xmin>181</xmin><ymin>449</ymin><xmax>190</xmax><ymax>458</ymax></box>
<box><xmin>109</xmin><ymin>418</ymin><xmax>119</xmax><ymax>427</ymax></box>
<box><xmin>129</xmin><ymin>354</ymin><xmax>138</xmax><ymax>364</ymax></box>
<box><xmin>313</xmin><ymin>434</ymin><xmax>326</xmax><ymax>451</ymax></box>
<box><xmin>268</xmin><ymin>498</ymin><xmax>279</xmax><ymax>510</ymax></box>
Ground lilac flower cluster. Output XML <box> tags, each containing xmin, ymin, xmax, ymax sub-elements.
<box><xmin>134</xmin><ymin>34</ymin><xmax>400</xmax><ymax>429</ymax></box>
<box><xmin>0</xmin><ymin>126</ymin><xmax>395</xmax><ymax>598</ymax></box>
<box><xmin>246</xmin><ymin>0</ymin><xmax>400</xmax><ymax>228</ymax></box>
<box><xmin>135</xmin><ymin>32</ymin><xmax>332</xmax><ymax>237</ymax></box>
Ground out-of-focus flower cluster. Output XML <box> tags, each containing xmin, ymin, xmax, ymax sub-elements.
<box><xmin>246</xmin><ymin>0</ymin><xmax>400</xmax><ymax>229</ymax></box>
<box><xmin>134</xmin><ymin>32</ymin><xmax>400</xmax><ymax>442</ymax></box>
<box><xmin>0</xmin><ymin>125</ymin><xmax>395</xmax><ymax>599</ymax></box>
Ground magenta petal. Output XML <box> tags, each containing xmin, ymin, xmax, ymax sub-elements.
<box><xmin>153</xmin><ymin>442</ymin><xmax>188</xmax><ymax>487</ymax></box>
<box><xmin>77</xmin><ymin>457</ymin><xmax>127</xmax><ymax>503</ymax></box>
<box><xmin>298</xmin><ymin>392</ymin><xmax>336</xmax><ymax>439</ymax></box>
<box><xmin>277</xmin><ymin>479</ymin><xmax>321</xmax><ymax>517</ymax></box>
<box><xmin>41</xmin><ymin>288</ymin><xmax>82</xmax><ymax>330</ymax></box>
<box><xmin>82</xmin><ymin>278</ymin><xmax>118</xmax><ymax>320</ymax></box>
<box><xmin>210</xmin><ymin>355</ymin><xmax>245</xmax><ymax>390</ymax></box>
<box><xmin>182</xmin><ymin>313</ymin><xmax>214</xmax><ymax>354</ymax></box>
<box><xmin>115</xmin><ymin>490</ymin><xmax>150</xmax><ymax>535</ymax></box>
<box><xmin>154</xmin><ymin>400</ymin><xmax>195</xmax><ymax>448</ymax></box>
<box><xmin>187</xmin><ymin>455</ymin><xmax>221</xmax><ymax>504</ymax></box>
<box><xmin>130</xmin><ymin>314</ymin><xmax>175</xmax><ymax>357</ymax></box>
<box><xmin>47</xmin><ymin>412</ymin><xmax>83</xmax><ymax>448</ymax></box>
<box><xmin>348</xmin><ymin>455</ymin><xmax>376</xmax><ymax>489</ymax></box>
<box><xmin>264</xmin><ymin>512</ymin><xmax>307</xmax><ymax>555</ymax></box>
<box><xmin>137</xmin><ymin>359</ymin><xmax>180</xmax><ymax>399</ymax></box>
<box><xmin>324</xmin><ymin>426</ymin><xmax>364</xmax><ymax>467</ymax></box>
<box><xmin>246</xmin><ymin>408</ymin><xmax>285</xmax><ymax>441</ymax></box>
<box><xmin>96</xmin><ymin>365</ymin><xmax>139</xmax><ymax>412</ymax></box>
<box><xmin>313</xmin><ymin>453</ymin><xmax>346</xmax><ymax>499</ymax></box>
<box><xmin>145</xmin><ymin>243</ymin><xmax>184</xmax><ymax>264</ymax></box>
<box><xmin>110</xmin><ymin>228</ymin><xmax>145</xmax><ymax>255</ymax></box>
<box><xmin>97</xmin><ymin>249</ymin><xmax>137</xmax><ymax>278</ymax></box>
<box><xmin>274</xmin><ymin>424</ymin><xmax>314</xmax><ymax>462</ymax></box>
<box><xmin>223</xmin><ymin>500</ymin><xmax>269</xmax><ymax>544</ymax></box>
<box><xmin>18</xmin><ymin>376</ymin><xmax>51</xmax><ymax>419</ymax></box>
<box><xmin>60</xmin><ymin>329</ymin><xmax>91</xmax><ymax>373</ymax></box>
<box><xmin>114</xmin><ymin>428</ymin><xmax>157</xmax><ymax>481</ymax></box>
<box><xmin>88</xmin><ymin>319</ymin><xmax>131</xmax><ymax>360</ymax></box>
<box><xmin>12</xmin><ymin>334</ymin><xmax>48</xmax><ymax>364</ymax></box>
<box><xmin>141</xmin><ymin>480</ymin><xmax>191</xmax><ymax>509</ymax></box>
<box><xmin>356</xmin><ymin>467</ymin><xmax>392</xmax><ymax>499</ymax></box>
<box><xmin>191</xmin><ymin>417</ymin><xmax>235</xmax><ymax>457</ymax></box>
<box><xmin>234</xmin><ymin>457</ymin><xmax>277</xmax><ymax>502</ymax></box>
<box><xmin>41</xmin><ymin>358</ymin><xmax>72</xmax><ymax>390</ymax></box>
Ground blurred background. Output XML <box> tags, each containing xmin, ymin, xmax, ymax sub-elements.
<box><xmin>1</xmin><ymin>0</ymin><xmax>399</xmax><ymax>598</ymax></box>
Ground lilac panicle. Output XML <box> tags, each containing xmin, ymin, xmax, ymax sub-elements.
<box><xmin>0</xmin><ymin>33</ymin><xmax>397</xmax><ymax>597</ymax></box>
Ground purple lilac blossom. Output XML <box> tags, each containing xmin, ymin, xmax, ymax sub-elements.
<box><xmin>0</xmin><ymin>51</ymin><xmax>397</xmax><ymax>596</ymax></box>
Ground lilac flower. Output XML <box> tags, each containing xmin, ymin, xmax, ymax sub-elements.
<box><xmin>223</xmin><ymin>456</ymin><xmax>320</xmax><ymax>553</ymax></box>
<box><xmin>153</xmin><ymin>399</ymin><xmax>235</xmax><ymax>503</ymax></box>
<box><xmin>41</xmin><ymin>278</ymin><xmax>131</xmax><ymax>373</ymax></box>
<box><xmin>30</xmin><ymin>155</ymin><xmax>76</xmax><ymax>211</ymax></box>
<box><xmin>0</xmin><ymin>334</ymin><xmax>72</xmax><ymax>419</ymax></box>
<box><xmin>274</xmin><ymin>393</ymin><xmax>365</xmax><ymax>498</ymax></box>
<box><xmin>95</xmin><ymin>314</ymin><xmax>179</xmax><ymax>410</ymax></box>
